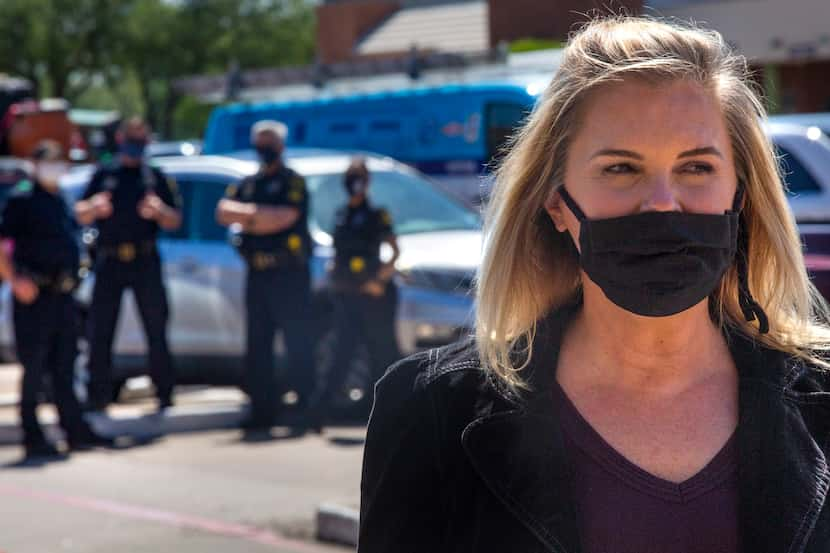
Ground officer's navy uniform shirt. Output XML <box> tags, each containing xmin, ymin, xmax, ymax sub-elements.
<box><xmin>0</xmin><ymin>179</ymin><xmax>79</xmax><ymax>276</ymax></box>
<box><xmin>225</xmin><ymin>165</ymin><xmax>309</xmax><ymax>260</ymax></box>
<box><xmin>331</xmin><ymin>201</ymin><xmax>393</xmax><ymax>290</ymax></box>
<box><xmin>81</xmin><ymin>162</ymin><xmax>180</xmax><ymax>247</ymax></box>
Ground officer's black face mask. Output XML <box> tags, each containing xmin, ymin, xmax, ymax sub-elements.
<box><xmin>345</xmin><ymin>176</ymin><xmax>368</xmax><ymax>198</ymax></box>
<box><xmin>557</xmin><ymin>185</ymin><xmax>744</xmax><ymax>319</ymax></box>
<box><xmin>121</xmin><ymin>139</ymin><xmax>146</xmax><ymax>159</ymax></box>
<box><xmin>256</xmin><ymin>145</ymin><xmax>280</xmax><ymax>166</ymax></box>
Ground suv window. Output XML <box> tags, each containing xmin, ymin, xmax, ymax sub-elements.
<box><xmin>776</xmin><ymin>145</ymin><xmax>821</xmax><ymax>195</ymax></box>
<box><xmin>306</xmin><ymin>170</ymin><xmax>480</xmax><ymax>235</ymax></box>
<box><xmin>195</xmin><ymin>179</ymin><xmax>231</xmax><ymax>242</ymax></box>
<box><xmin>160</xmin><ymin>178</ymin><xmax>194</xmax><ymax>240</ymax></box>
<box><xmin>166</xmin><ymin>175</ymin><xmax>233</xmax><ymax>242</ymax></box>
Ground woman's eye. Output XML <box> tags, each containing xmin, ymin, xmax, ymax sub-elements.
<box><xmin>680</xmin><ymin>162</ymin><xmax>714</xmax><ymax>175</ymax></box>
<box><xmin>603</xmin><ymin>163</ymin><xmax>637</xmax><ymax>175</ymax></box>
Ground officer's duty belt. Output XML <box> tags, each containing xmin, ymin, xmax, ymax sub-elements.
<box><xmin>242</xmin><ymin>251</ymin><xmax>299</xmax><ymax>271</ymax></box>
<box><xmin>99</xmin><ymin>241</ymin><xmax>157</xmax><ymax>262</ymax></box>
<box><xmin>22</xmin><ymin>269</ymin><xmax>78</xmax><ymax>294</ymax></box>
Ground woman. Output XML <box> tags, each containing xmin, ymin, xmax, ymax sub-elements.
<box><xmin>305</xmin><ymin>158</ymin><xmax>400</xmax><ymax>432</ymax></box>
<box><xmin>358</xmin><ymin>16</ymin><xmax>830</xmax><ymax>553</ymax></box>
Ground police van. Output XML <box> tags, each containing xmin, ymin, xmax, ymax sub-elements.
<box><xmin>202</xmin><ymin>81</ymin><xmax>542</xmax><ymax>206</ymax></box>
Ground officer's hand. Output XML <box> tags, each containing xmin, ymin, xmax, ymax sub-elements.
<box><xmin>91</xmin><ymin>191</ymin><xmax>113</xmax><ymax>220</ymax></box>
<box><xmin>12</xmin><ymin>276</ymin><xmax>38</xmax><ymax>304</ymax></box>
<box><xmin>138</xmin><ymin>192</ymin><xmax>164</xmax><ymax>221</ymax></box>
<box><xmin>361</xmin><ymin>280</ymin><xmax>386</xmax><ymax>298</ymax></box>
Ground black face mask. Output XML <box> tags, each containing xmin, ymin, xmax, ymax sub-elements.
<box><xmin>558</xmin><ymin>185</ymin><xmax>768</xmax><ymax>332</ymax></box>
<box><xmin>256</xmin><ymin>145</ymin><xmax>280</xmax><ymax>166</ymax></box>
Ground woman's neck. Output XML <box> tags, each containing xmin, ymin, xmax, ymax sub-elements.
<box><xmin>559</xmin><ymin>281</ymin><xmax>734</xmax><ymax>395</ymax></box>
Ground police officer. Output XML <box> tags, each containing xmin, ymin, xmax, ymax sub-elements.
<box><xmin>215</xmin><ymin>120</ymin><xmax>314</xmax><ymax>430</ymax></box>
<box><xmin>74</xmin><ymin>117</ymin><xmax>182</xmax><ymax>413</ymax></box>
<box><xmin>0</xmin><ymin>141</ymin><xmax>111</xmax><ymax>458</ymax></box>
<box><xmin>305</xmin><ymin>157</ymin><xmax>401</xmax><ymax>432</ymax></box>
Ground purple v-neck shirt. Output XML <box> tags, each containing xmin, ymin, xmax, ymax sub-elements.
<box><xmin>553</xmin><ymin>382</ymin><xmax>741</xmax><ymax>553</ymax></box>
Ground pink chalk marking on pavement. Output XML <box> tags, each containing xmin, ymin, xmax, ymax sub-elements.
<box><xmin>0</xmin><ymin>483</ymin><xmax>330</xmax><ymax>552</ymax></box>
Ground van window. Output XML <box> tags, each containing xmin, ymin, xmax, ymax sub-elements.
<box><xmin>485</xmin><ymin>103</ymin><xmax>529</xmax><ymax>167</ymax></box>
<box><xmin>776</xmin><ymin>145</ymin><xmax>821</xmax><ymax>195</ymax></box>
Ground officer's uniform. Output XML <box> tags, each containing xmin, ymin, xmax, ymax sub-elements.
<box><xmin>226</xmin><ymin>165</ymin><xmax>314</xmax><ymax>425</ymax></box>
<box><xmin>307</xmin><ymin>201</ymin><xmax>400</xmax><ymax>421</ymax></box>
<box><xmin>82</xmin><ymin>162</ymin><xmax>181</xmax><ymax>409</ymax></box>
<box><xmin>0</xmin><ymin>179</ymin><xmax>95</xmax><ymax>448</ymax></box>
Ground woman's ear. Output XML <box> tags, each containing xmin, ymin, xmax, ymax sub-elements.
<box><xmin>544</xmin><ymin>189</ymin><xmax>569</xmax><ymax>233</ymax></box>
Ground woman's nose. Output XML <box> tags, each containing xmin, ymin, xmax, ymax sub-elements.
<box><xmin>640</xmin><ymin>176</ymin><xmax>681</xmax><ymax>213</ymax></box>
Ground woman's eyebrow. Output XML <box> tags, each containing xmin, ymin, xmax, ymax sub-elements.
<box><xmin>677</xmin><ymin>146</ymin><xmax>724</xmax><ymax>159</ymax></box>
<box><xmin>590</xmin><ymin>149</ymin><xmax>643</xmax><ymax>160</ymax></box>
<box><xmin>589</xmin><ymin>146</ymin><xmax>724</xmax><ymax>160</ymax></box>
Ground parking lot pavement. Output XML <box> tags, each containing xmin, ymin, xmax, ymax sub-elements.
<box><xmin>0</xmin><ymin>364</ymin><xmax>365</xmax><ymax>553</ymax></box>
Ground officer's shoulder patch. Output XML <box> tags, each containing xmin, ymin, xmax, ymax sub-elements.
<box><xmin>225</xmin><ymin>183</ymin><xmax>238</xmax><ymax>197</ymax></box>
<box><xmin>10</xmin><ymin>179</ymin><xmax>34</xmax><ymax>197</ymax></box>
<box><xmin>378</xmin><ymin>208</ymin><xmax>393</xmax><ymax>226</ymax></box>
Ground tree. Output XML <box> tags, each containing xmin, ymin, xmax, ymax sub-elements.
<box><xmin>0</xmin><ymin>0</ymin><xmax>316</xmax><ymax>138</ymax></box>
<box><xmin>120</xmin><ymin>0</ymin><xmax>315</xmax><ymax>137</ymax></box>
<box><xmin>0</xmin><ymin>0</ymin><xmax>129</xmax><ymax>101</ymax></box>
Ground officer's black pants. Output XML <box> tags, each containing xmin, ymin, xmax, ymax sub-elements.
<box><xmin>88</xmin><ymin>253</ymin><xmax>174</xmax><ymax>408</ymax></box>
<box><xmin>14</xmin><ymin>291</ymin><xmax>87</xmax><ymax>446</ymax></box>
<box><xmin>244</xmin><ymin>265</ymin><xmax>313</xmax><ymax>424</ymax></box>
<box><xmin>309</xmin><ymin>283</ymin><xmax>400</xmax><ymax>419</ymax></box>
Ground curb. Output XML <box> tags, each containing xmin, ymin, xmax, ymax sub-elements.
<box><xmin>0</xmin><ymin>403</ymin><xmax>248</xmax><ymax>446</ymax></box>
<box><xmin>315</xmin><ymin>502</ymin><xmax>359</xmax><ymax>547</ymax></box>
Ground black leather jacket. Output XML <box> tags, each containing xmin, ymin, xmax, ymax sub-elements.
<box><xmin>358</xmin><ymin>304</ymin><xmax>830</xmax><ymax>552</ymax></box>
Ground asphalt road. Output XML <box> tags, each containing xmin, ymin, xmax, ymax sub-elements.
<box><xmin>0</xmin><ymin>367</ymin><xmax>363</xmax><ymax>553</ymax></box>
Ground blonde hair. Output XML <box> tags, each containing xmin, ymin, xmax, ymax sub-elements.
<box><xmin>476</xmin><ymin>16</ymin><xmax>830</xmax><ymax>391</ymax></box>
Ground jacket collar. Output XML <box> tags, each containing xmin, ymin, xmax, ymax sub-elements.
<box><xmin>461</xmin><ymin>304</ymin><xmax>830</xmax><ymax>553</ymax></box>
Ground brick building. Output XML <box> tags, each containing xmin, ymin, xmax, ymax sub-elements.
<box><xmin>316</xmin><ymin>0</ymin><xmax>830</xmax><ymax>113</ymax></box>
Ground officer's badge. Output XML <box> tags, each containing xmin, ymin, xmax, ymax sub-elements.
<box><xmin>287</xmin><ymin>234</ymin><xmax>302</xmax><ymax>254</ymax></box>
<box><xmin>349</xmin><ymin>256</ymin><xmax>366</xmax><ymax>273</ymax></box>
<box><xmin>103</xmin><ymin>176</ymin><xmax>118</xmax><ymax>190</ymax></box>
<box><xmin>225</xmin><ymin>183</ymin><xmax>238</xmax><ymax>198</ymax></box>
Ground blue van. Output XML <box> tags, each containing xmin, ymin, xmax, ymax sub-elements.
<box><xmin>202</xmin><ymin>82</ymin><xmax>541</xmax><ymax>204</ymax></box>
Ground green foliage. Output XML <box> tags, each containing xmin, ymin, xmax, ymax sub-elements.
<box><xmin>0</xmin><ymin>0</ymin><xmax>315</xmax><ymax>138</ymax></box>
<box><xmin>171</xmin><ymin>95</ymin><xmax>217</xmax><ymax>140</ymax></box>
<box><xmin>509</xmin><ymin>38</ymin><xmax>564</xmax><ymax>53</ymax></box>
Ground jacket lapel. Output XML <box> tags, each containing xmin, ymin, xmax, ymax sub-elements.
<box><xmin>461</xmin><ymin>305</ymin><xmax>582</xmax><ymax>553</ymax></box>
<box><xmin>731</xmin><ymin>335</ymin><xmax>830</xmax><ymax>553</ymax></box>
<box><xmin>462</xmin><ymin>408</ymin><xmax>581</xmax><ymax>553</ymax></box>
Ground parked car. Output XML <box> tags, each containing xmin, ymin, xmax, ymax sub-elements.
<box><xmin>0</xmin><ymin>149</ymin><xmax>481</xmax><ymax>399</ymax></box>
<box><xmin>765</xmin><ymin>121</ymin><xmax>830</xmax><ymax>223</ymax></box>
<box><xmin>146</xmin><ymin>140</ymin><xmax>202</xmax><ymax>158</ymax></box>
